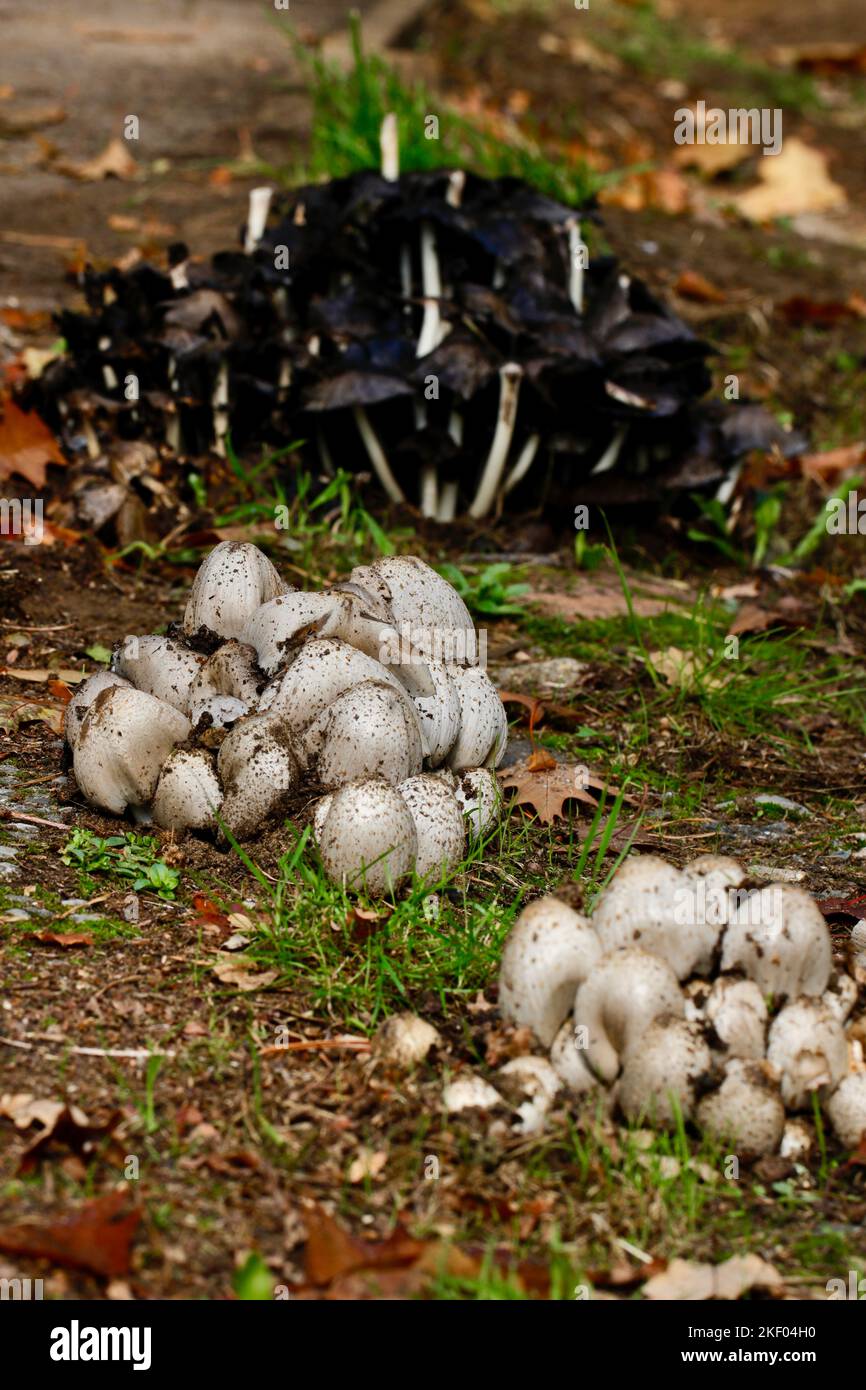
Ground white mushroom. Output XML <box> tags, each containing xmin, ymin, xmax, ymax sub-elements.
<box><xmin>618</xmin><ymin>1018</ymin><xmax>712</xmax><ymax>1127</ymax></box>
<box><xmin>444</xmin><ymin>665</ymin><xmax>508</xmax><ymax>770</ymax></box>
<box><xmin>301</xmin><ymin>681</ymin><xmax>423</xmax><ymax>788</ymax></box>
<box><xmin>73</xmin><ymin>685</ymin><xmax>191</xmax><ymax>815</ymax></box>
<box><xmin>188</xmin><ymin>640</ymin><xmax>261</xmax><ymax>721</ymax></box>
<box><xmin>258</xmin><ymin>638</ymin><xmax>411</xmax><ymax>734</ymax></box>
<box><xmin>112</xmin><ymin>634</ymin><xmax>204</xmax><ymax>715</ymax></box>
<box><xmin>695</xmin><ymin>1059</ymin><xmax>785</xmax><ymax>1157</ymax></box>
<box><xmin>189</xmin><ymin>694</ymin><xmax>249</xmax><ymax>734</ymax></box>
<box><xmin>311</xmin><ymin>792</ymin><xmax>334</xmax><ymax>842</ymax></box>
<box><xmin>550</xmin><ymin>1021</ymin><xmax>599</xmax><ymax>1094</ymax></box>
<box><xmin>373</xmin><ymin>1013</ymin><xmax>440</xmax><ymax>1068</ymax></box>
<box><xmin>316</xmin><ymin>778</ymin><xmax>417</xmax><ymax>895</ymax></box>
<box><xmin>65</xmin><ymin>670</ymin><xmax>131</xmax><ymax>750</ymax></box>
<box><xmin>497</xmin><ymin>1055</ymin><xmax>562</xmax><ymax>1134</ymax></box>
<box><xmin>766</xmin><ymin>998</ymin><xmax>848</xmax><ymax>1110</ymax></box>
<box><xmin>240</xmin><ymin>591</ymin><xmax>352</xmax><ymax>677</ymax></box>
<box><xmin>780</xmin><ymin>1118</ymin><xmax>814</xmax><ymax>1161</ymax></box>
<box><xmin>452</xmin><ymin>766</ymin><xmax>502</xmax><ymax>844</ymax></box>
<box><xmin>591</xmin><ymin>855</ymin><xmax>721</xmax><ymax>980</ymax></box>
<box><xmin>443</xmin><ymin>1074</ymin><xmax>504</xmax><ymax>1114</ymax></box>
<box><xmin>183</xmin><ymin>541</ymin><xmax>287</xmax><ymax>641</ymax></box>
<box><xmin>704</xmin><ymin>977</ymin><xmax>768</xmax><ymax>1064</ymax></box>
<box><xmin>409</xmin><ymin>660</ymin><xmax>461</xmax><ymax>766</ymax></box>
<box><xmin>499</xmin><ymin>896</ymin><xmax>602</xmax><ymax>1048</ymax></box>
<box><xmin>687</xmin><ymin>854</ymin><xmax>745</xmax><ymax>888</ymax></box>
<box><xmin>216</xmin><ymin>712</ymin><xmax>300</xmax><ymax>840</ymax></box>
<box><xmin>397</xmin><ymin>774</ymin><xmax>465</xmax><ymax>880</ymax></box>
<box><xmin>574</xmin><ymin>947</ymin><xmax>685</xmax><ymax>1083</ymax></box>
<box><xmin>825</xmin><ymin>1074</ymin><xmax>866</xmax><ymax>1150</ymax></box>
<box><xmin>822</xmin><ymin>971</ymin><xmax>858</xmax><ymax>1023</ymax></box>
<box><xmin>720</xmin><ymin>883</ymin><xmax>832</xmax><ymax>999</ymax></box>
<box><xmin>151</xmin><ymin>748</ymin><xmax>222</xmax><ymax>832</ymax></box>
<box><xmin>347</xmin><ymin>556</ymin><xmax>477</xmax><ymax>666</ymax></box>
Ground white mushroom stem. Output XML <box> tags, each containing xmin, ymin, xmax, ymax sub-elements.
<box><xmin>437</xmin><ymin>482</ymin><xmax>459</xmax><ymax>523</ymax></box>
<box><xmin>380</xmin><ymin>112</ymin><xmax>399</xmax><ymax>182</ymax></box>
<box><xmin>416</xmin><ymin>220</ymin><xmax>446</xmax><ymax>359</ymax></box>
<box><xmin>352</xmin><ymin>405</ymin><xmax>406</xmax><ymax>504</ymax></box>
<box><xmin>244</xmin><ymin>186</ymin><xmax>273</xmax><ymax>254</ymax></box>
<box><xmin>502</xmin><ymin>432</ymin><xmax>541</xmax><ymax>497</ymax></box>
<box><xmin>590</xmin><ymin>425</ymin><xmax>628</xmax><ymax>476</ymax></box>
<box><xmin>446</xmin><ymin>170</ymin><xmax>466</xmax><ymax>208</ymax></box>
<box><xmin>468</xmin><ymin>363</ymin><xmax>524</xmax><ymax>520</ymax></box>
<box><xmin>317</xmin><ymin>426</ymin><xmax>335</xmax><ymax>477</ymax></box>
<box><xmin>212</xmin><ymin>361</ymin><xmax>229</xmax><ymax>458</ymax></box>
<box><xmin>566</xmin><ymin>216</ymin><xmax>585</xmax><ymax>314</ymax></box>
<box><xmin>414</xmin><ymin>398</ymin><xmax>438</xmax><ymax>519</ymax></box>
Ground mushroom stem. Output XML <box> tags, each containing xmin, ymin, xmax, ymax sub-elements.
<box><xmin>590</xmin><ymin>424</ymin><xmax>628</xmax><ymax>476</ymax></box>
<box><xmin>211</xmin><ymin>361</ymin><xmax>229</xmax><ymax>458</ymax></box>
<box><xmin>352</xmin><ymin>404</ymin><xmax>406</xmax><ymax>504</ymax></box>
<box><xmin>244</xmin><ymin>186</ymin><xmax>273</xmax><ymax>254</ymax></box>
<box><xmin>380</xmin><ymin>112</ymin><xmax>399</xmax><ymax>183</ymax></box>
<box><xmin>317</xmin><ymin>425</ymin><xmax>335</xmax><ymax>478</ymax></box>
<box><xmin>414</xmin><ymin>398</ymin><xmax>439</xmax><ymax>518</ymax></box>
<box><xmin>446</xmin><ymin>170</ymin><xmax>466</xmax><ymax>208</ymax></box>
<box><xmin>416</xmin><ymin>220</ymin><xmax>446</xmax><ymax>359</ymax></box>
<box><xmin>565</xmin><ymin>216</ymin><xmax>585</xmax><ymax>314</ymax></box>
<box><xmin>502</xmin><ymin>432</ymin><xmax>541</xmax><ymax>497</ymax></box>
<box><xmin>437</xmin><ymin>482</ymin><xmax>459</xmax><ymax>523</ymax></box>
<box><xmin>468</xmin><ymin>363</ymin><xmax>524</xmax><ymax>520</ymax></box>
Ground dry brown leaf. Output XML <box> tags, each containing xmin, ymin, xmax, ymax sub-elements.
<box><xmin>643</xmin><ymin>1254</ymin><xmax>782</xmax><ymax>1301</ymax></box>
<box><xmin>675</xmin><ymin>270</ymin><xmax>727</xmax><ymax>304</ymax></box>
<box><xmin>33</xmin><ymin>931</ymin><xmax>94</xmax><ymax>949</ymax></box>
<box><xmin>57</xmin><ymin>137</ymin><xmax>137</xmax><ymax>181</ymax></box>
<box><xmin>0</xmin><ymin>104</ymin><xmax>66</xmax><ymax>135</ymax></box>
<box><xmin>0</xmin><ymin>1190</ymin><xmax>141</xmax><ymax>1277</ymax></box>
<box><xmin>303</xmin><ymin>1207</ymin><xmax>426</xmax><ymax>1287</ymax></box>
<box><xmin>0</xmin><ymin>1093</ymin><xmax>64</xmax><ymax>1130</ymax></box>
<box><xmin>649</xmin><ymin>647</ymin><xmax>726</xmax><ymax>691</ymax></box>
<box><xmin>797</xmin><ymin>442</ymin><xmax>865</xmax><ymax>486</ymax></box>
<box><xmin>0</xmin><ymin>696</ymin><xmax>64</xmax><ymax>735</ymax></box>
<box><xmin>674</xmin><ymin>139</ymin><xmax>753</xmax><ymax>176</ymax></box>
<box><xmin>0</xmin><ymin>666</ymin><xmax>88</xmax><ymax>685</ymax></box>
<box><xmin>768</xmin><ymin>41</ymin><xmax>866</xmax><ymax>75</ymax></box>
<box><xmin>731</xmin><ymin>138</ymin><xmax>846</xmax><ymax>221</ymax></box>
<box><xmin>212</xmin><ymin>957</ymin><xmax>278</xmax><ymax>992</ymax></box>
<box><xmin>499</xmin><ymin>757</ymin><xmax>622</xmax><ymax>825</ymax></box>
<box><xmin>0</xmin><ymin>397</ymin><xmax>65</xmax><ymax>486</ymax></box>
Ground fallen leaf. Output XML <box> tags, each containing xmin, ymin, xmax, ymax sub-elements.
<box><xmin>674</xmin><ymin>138</ymin><xmax>753</xmax><ymax>177</ymax></box>
<box><xmin>0</xmin><ymin>397</ymin><xmax>65</xmax><ymax>486</ymax></box>
<box><xmin>768</xmin><ymin>41</ymin><xmax>866</xmax><ymax>76</ymax></box>
<box><xmin>499</xmin><ymin>757</ymin><xmax>623</xmax><ymax>825</ymax></box>
<box><xmin>643</xmin><ymin>1254</ymin><xmax>782</xmax><ymax>1301</ymax></box>
<box><xmin>32</xmin><ymin>931</ymin><xmax>94</xmax><ymax>948</ymax></box>
<box><xmin>648</xmin><ymin>647</ymin><xmax>726</xmax><ymax>690</ymax></box>
<box><xmin>0</xmin><ymin>1190</ymin><xmax>141</xmax><ymax>1277</ymax></box>
<box><xmin>777</xmin><ymin>295</ymin><xmax>865</xmax><ymax>327</ymax></box>
<box><xmin>732</xmin><ymin>138</ymin><xmax>846</xmax><ymax>221</ymax></box>
<box><xmin>303</xmin><ymin>1207</ymin><xmax>426</xmax><ymax>1287</ymax></box>
<box><xmin>727</xmin><ymin>600</ymin><xmax>809</xmax><ymax>636</ymax></box>
<box><xmin>797</xmin><ymin>442</ymin><xmax>865</xmax><ymax>486</ymax></box>
<box><xmin>212</xmin><ymin>957</ymin><xmax>278</xmax><ymax>992</ymax></box>
<box><xmin>56</xmin><ymin>137</ymin><xmax>138</xmax><ymax>181</ymax></box>
<box><xmin>675</xmin><ymin>270</ymin><xmax>727</xmax><ymax>304</ymax></box>
<box><xmin>0</xmin><ymin>104</ymin><xmax>66</xmax><ymax>135</ymax></box>
<box><xmin>0</xmin><ymin>696</ymin><xmax>64</xmax><ymax>735</ymax></box>
<box><xmin>347</xmin><ymin>1148</ymin><xmax>388</xmax><ymax>1184</ymax></box>
<box><xmin>15</xmin><ymin>1104</ymin><xmax>123</xmax><ymax>1175</ymax></box>
<box><xmin>0</xmin><ymin>666</ymin><xmax>88</xmax><ymax>685</ymax></box>
<box><xmin>0</xmin><ymin>1093</ymin><xmax>64</xmax><ymax>1130</ymax></box>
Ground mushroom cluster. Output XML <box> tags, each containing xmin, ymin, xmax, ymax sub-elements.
<box><xmin>30</xmin><ymin>147</ymin><xmax>805</xmax><ymax>525</ymax></box>
<box><xmin>496</xmin><ymin>855</ymin><xmax>866</xmax><ymax>1156</ymax></box>
<box><xmin>66</xmin><ymin>541</ymin><xmax>505</xmax><ymax>890</ymax></box>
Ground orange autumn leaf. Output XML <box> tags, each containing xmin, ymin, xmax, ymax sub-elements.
<box><xmin>0</xmin><ymin>396</ymin><xmax>65</xmax><ymax>486</ymax></box>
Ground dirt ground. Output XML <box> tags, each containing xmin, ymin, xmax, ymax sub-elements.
<box><xmin>2</xmin><ymin>0</ymin><xmax>866</xmax><ymax>1302</ymax></box>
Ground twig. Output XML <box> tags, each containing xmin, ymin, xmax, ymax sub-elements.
<box><xmin>0</xmin><ymin>1036</ymin><xmax>174</xmax><ymax>1060</ymax></box>
<box><xmin>0</xmin><ymin>807</ymin><xmax>69</xmax><ymax>831</ymax></box>
<box><xmin>259</xmin><ymin>1037</ymin><xmax>371</xmax><ymax>1056</ymax></box>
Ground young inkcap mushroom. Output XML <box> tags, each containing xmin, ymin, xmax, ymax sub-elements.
<box><xmin>591</xmin><ymin>854</ymin><xmax>722</xmax><ymax>980</ymax></box>
<box><xmin>442</xmin><ymin>1074</ymin><xmax>504</xmax><ymax>1115</ymax></box>
<box><xmin>183</xmin><ymin>541</ymin><xmax>287</xmax><ymax>642</ymax></box>
<box><xmin>550</xmin><ymin>1020</ymin><xmax>599</xmax><ymax>1094</ymax></box>
<box><xmin>316</xmin><ymin>778</ymin><xmax>417</xmax><ymax>895</ymax></box>
<box><xmin>65</xmin><ymin>670</ymin><xmax>131</xmax><ymax>750</ymax></box>
<box><xmin>703</xmin><ymin>976</ymin><xmax>768</xmax><ymax>1065</ymax></box>
<box><xmin>302</xmin><ymin>681</ymin><xmax>423</xmax><ymax>789</ymax></box>
<box><xmin>73</xmin><ymin>684</ymin><xmax>191</xmax><ymax>815</ymax></box>
<box><xmin>151</xmin><ymin>748</ymin><xmax>222</xmax><ymax>832</ymax></box>
<box><xmin>825</xmin><ymin>1074</ymin><xmax>866</xmax><ymax>1150</ymax></box>
<box><xmin>452</xmin><ymin>766</ymin><xmax>502</xmax><ymax>844</ymax></box>
<box><xmin>496</xmin><ymin>1056</ymin><xmax>562</xmax><ymax>1135</ymax></box>
<box><xmin>444</xmin><ymin>665</ymin><xmax>507</xmax><ymax>770</ymax></box>
<box><xmin>259</xmin><ymin>638</ymin><xmax>412</xmax><ymax>734</ymax></box>
<box><xmin>498</xmin><ymin>896</ymin><xmax>601</xmax><ymax>1048</ymax></box>
<box><xmin>347</xmin><ymin>557</ymin><xmax>478</xmax><ymax>667</ymax></box>
<box><xmin>397</xmin><ymin>773</ymin><xmax>465</xmax><ymax>880</ymax></box>
<box><xmin>373</xmin><ymin>1012</ymin><xmax>440</xmax><ymax>1068</ymax></box>
<box><xmin>618</xmin><ymin>1017</ymin><xmax>712</xmax><ymax>1127</ymax></box>
<box><xmin>695</xmin><ymin>1059</ymin><xmax>785</xmax><ymax>1158</ymax></box>
<box><xmin>766</xmin><ymin>998</ymin><xmax>848</xmax><ymax>1110</ymax></box>
<box><xmin>574</xmin><ymin>947</ymin><xmax>685</xmax><ymax>1084</ymax></box>
<box><xmin>721</xmin><ymin>883</ymin><xmax>832</xmax><ymax>1000</ymax></box>
<box><xmin>216</xmin><ymin>712</ymin><xmax>300</xmax><ymax>840</ymax></box>
<box><xmin>112</xmin><ymin>634</ymin><xmax>204</xmax><ymax>716</ymax></box>
<box><xmin>188</xmin><ymin>640</ymin><xmax>261</xmax><ymax>719</ymax></box>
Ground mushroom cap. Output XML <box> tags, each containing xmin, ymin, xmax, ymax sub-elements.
<box><xmin>686</xmin><ymin>854</ymin><xmax>745</xmax><ymax>888</ymax></box>
<box><xmin>258</xmin><ymin>638</ymin><xmax>411</xmax><ymax>735</ymax></box>
<box><xmin>766</xmin><ymin>998</ymin><xmax>848</xmax><ymax>1110</ymax></box>
<box><xmin>497</xmin><ymin>1055</ymin><xmax>563</xmax><ymax>1134</ymax></box>
<box><xmin>397</xmin><ymin>773</ymin><xmax>466</xmax><ymax>880</ymax></box>
<box><xmin>189</xmin><ymin>694</ymin><xmax>249</xmax><ymax>734</ymax></box>
<box><xmin>113</xmin><ymin>634</ymin><xmax>204</xmax><ymax>715</ymax></box>
<box><xmin>373</xmin><ymin>1013</ymin><xmax>440</xmax><ymax>1067</ymax></box>
<box><xmin>574</xmin><ymin>947</ymin><xmax>686</xmax><ymax>1084</ymax></box>
<box><xmin>240</xmin><ymin>591</ymin><xmax>347</xmax><ymax>677</ymax></box>
<box><xmin>152</xmin><ymin>748</ymin><xmax>222</xmax><ymax>832</ymax></box>
<box><xmin>696</xmin><ymin>1059</ymin><xmax>785</xmax><ymax>1157</ymax></box>
<box><xmin>410</xmin><ymin>660</ymin><xmax>461</xmax><ymax>765</ymax></box>
<box><xmin>592</xmin><ymin>855</ymin><xmax>721</xmax><ymax>980</ymax></box>
<box><xmin>73</xmin><ymin>684</ymin><xmax>191</xmax><ymax>815</ymax></box>
<box><xmin>189</xmin><ymin>640</ymin><xmax>262</xmax><ymax>708</ymax></box>
<box><xmin>316</xmin><ymin>778</ymin><xmax>417</xmax><ymax>894</ymax></box>
<box><xmin>499</xmin><ymin>895</ymin><xmax>602</xmax><ymax>1048</ymax></box>
<box><xmin>216</xmin><ymin>712</ymin><xmax>300</xmax><ymax>840</ymax></box>
<box><xmin>704</xmin><ymin>977</ymin><xmax>768</xmax><ymax>1065</ymax></box>
<box><xmin>721</xmin><ymin>883</ymin><xmax>833</xmax><ymax>999</ymax></box>
<box><xmin>822</xmin><ymin>971</ymin><xmax>858</xmax><ymax>1023</ymax></box>
<box><xmin>442</xmin><ymin>1074</ymin><xmax>504</xmax><ymax>1113</ymax></box>
<box><xmin>618</xmin><ymin>1017</ymin><xmax>712</xmax><ymax>1127</ymax></box>
<box><xmin>550</xmin><ymin>1020</ymin><xmax>600</xmax><ymax>1094</ymax></box>
<box><xmin>303</xmin><ymin>681</ymin><xmax>423</xmax><ymax>789</ymax></box>
<box><xmin>452</xmin><ymin>766</ymin><xmax>502</xmax><ymax>844</ymax></box>
<box><xmin>825</xmin><ymin>1074</ymin><xmax>866</xmax><ymax>1150</ymax></box>
<box><xmin>348</xmin><ymin>556</ymin><xmax>478</xmax><ymax>666</ymax></box>
<box><xmin>444</xmin><ymin>665</ymin><xmax>508</xmax><ymax>770</ymax></box>
<box><xmin>65</xmin><ymin>670</ymin><xmax>131</xmax><ymax>750</ymax></box>
<box><xmin>183</xmin><ymin>540</ymin><xmax>287</xmax><ymax>641</ymax></box>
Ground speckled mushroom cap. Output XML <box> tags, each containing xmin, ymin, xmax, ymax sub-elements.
<box><xmin>592</xmin><ymin>854</ymin><xmax>723</xmax><ymax>980</ymax></box>
<box><xmin>112</xmin><ymin>634</ymin><xmax>205</xmax><ymax>716</ymax></box>
<box><xmin>348</xmin><ymin>556</ymin><xmax>478</xmax><ymax>666</ymax></box>
<box><xmin>499</xmin><ymin>896</ymin><xmax>602</xmax><ymax>1049</ymax></box>
<box><xmin>397</xmin><ymin>773</ymin><xmax>466</xmax><ymax>880</ymax></box>
<box><xmin>720</xmin><ymin>883</ymin><xmax>832</xmax><ymax>999</ymax></box>
<box><xmin>452</xmin><ymin>766</ymin><xmax>502</xmax><ymax>844</ymax></box>
<box><xmin>216</xmin><ymin>711</ymin><xmax>300</xmax><ymax>840</ymax></box>
<box><xmin>444</xmin><ymin>665</ymin><xmax>508</xmax><ymax>770</ymax></box>
<box><xmin>259</xmin><ymin>637</ymin><xmax>411</xmax><ymax>737</ymax></box>
<box><xmin>73</xmin><ymin>683</ymin><xmax>191</xmax><ymax>815</ymax></box>
<box><xmin>574</xmin><ymin>946</ymin><xmax>685</xmax><ymax>1084</ymax></box>
<box><xmin>316</xmin><ymin>778</ymin><xmax>417</xmax><ymax>895</ymax></box>
<box><xmin>183</xmin><ymin>540</ymin><xmax>287</xmax><ymax>641</ymax></box>
<box><xmin>303</xmin><ymin>681</ymin><xmax>423</xmax><ymax>789</ymax></box>
<box><xmin>152</xmin><ymin>748</ymin><xmax>222</xmax><ymax>832</ymax></box>
<box><xmin>65</xmin><ymin>670</ymin><xmax>131</xmax><ymax>750</ymax></box>
<box><xmin>825</xmin><ymin>1074</ymin><xmax>866</xmax><ymax>1150</ymax></box>
<box><xmin>766</xmin><ymin>998</ymin><xmax>848</xmax><ymax>1110</ymax></box>
<box><xmin>240</xmin><ymin>590</ymin><xmax>347</xmax><ymax>677</ymax></box>
<box><xmin>695</xmin><ymin>1058</ymin><xmax>785</xmax><ymax>1157</ymax></box>
<box><xmin>618</xmin><ymin>1016</ymin><xmax>712</xmax><ymax>1127</ymax></box>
